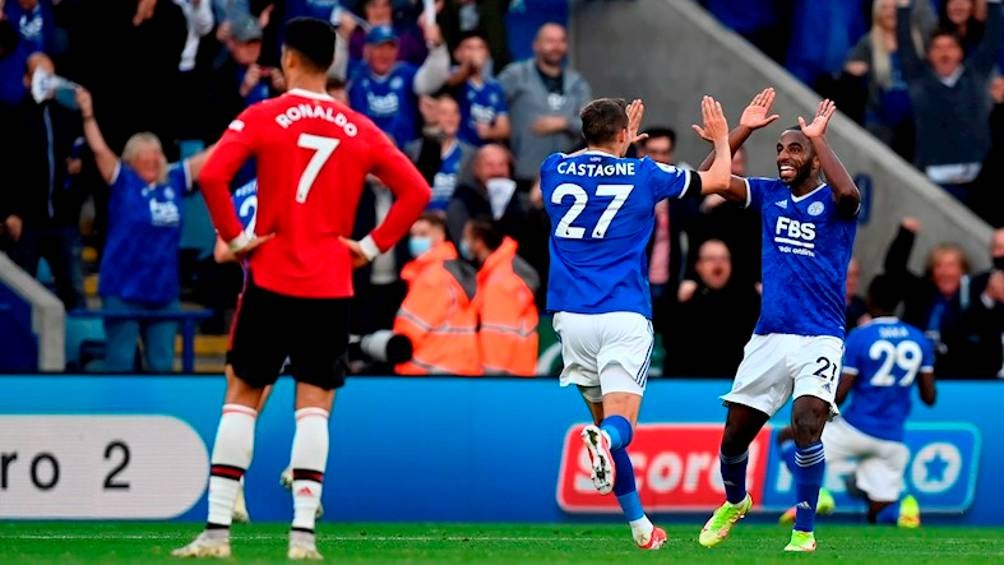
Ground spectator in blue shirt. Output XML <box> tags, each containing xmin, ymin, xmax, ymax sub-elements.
<box><xmin>337</xmin><ymin>20</ymin><xmax>451</xmax><ymax>147</ymax></box>
<box><xmin>4</xmin><ymin>0</ymin><xmax>54</xmax><ymax>54</ymax></box>
<box><xmin>205</xmin><ymin>13</ymin><xmax>284</xmax><ymax>140</ymax></box>
<box><xmin>75</xmin><ymin>87</ymin><xmax>213</xmax><ymax>373</ymax></box>
<box><xmin>406</xmin><ymin>94</ymin><xmax>476</xmax><ymax>211</ymax></box>
<box><xmin>339</xmin><ymin>0</ymin><xmax>429</xmax><ymax>67</ymax></box>
<box><xmin>447</xmin><ymin>31</ymin><xmax>510</xmax><ymax>146</ymax></box>
<box><xmin>0</xmin><ymin>0</ymin><xmax>54</xmax><ymax>106</ymax></box>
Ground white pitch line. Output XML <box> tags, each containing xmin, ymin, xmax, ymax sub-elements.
<box><xmin>0</xmin><ymin>534</ymin><xmax>595</xmax><ymax>542</ymax></box>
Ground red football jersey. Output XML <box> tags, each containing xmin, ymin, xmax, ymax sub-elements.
<box><xmin>199</xmin><ymin>88</ymin><xmax>431</xmax><ymax>298</ymax></box>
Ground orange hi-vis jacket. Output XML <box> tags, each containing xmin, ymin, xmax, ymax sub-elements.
<box><xmin>474</xmin><ymin>237</ymin><xmax>540</xmax><ymax>375</ymax></box>
<box><xmin>394</xmin><ymin>241</ymin><xmax>481</xmax><ymax>375</ymax></box>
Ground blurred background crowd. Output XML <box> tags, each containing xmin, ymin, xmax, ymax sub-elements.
<box><xmin>0</xmin><ymin>0</ymin><xmax>1001</xmax><ymax>380</ymax></box>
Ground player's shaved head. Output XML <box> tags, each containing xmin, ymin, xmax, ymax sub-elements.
<box><xmin>284</xmin><ymin>17</ymin><xmax>337</xmax><ymax>72</ymax></box>
<box><xmin>867</xmin><ymin>274</ymin><xmax>902</xmax><ymax>315</ymax></box>
<box><xmin>581</xmin><ymin>98</ymin><xmax>628</xmax><ymax>147</ymax></box>
<box><xmin>776</xmin><ymin>129</ymin><xmax>818</xmax><ymax>188</ymax></box>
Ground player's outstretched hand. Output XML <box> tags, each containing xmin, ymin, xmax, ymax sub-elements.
<box><xmin>233</xmin><ymin>233</ymin><xmax>275</xmax><ymax>260</ymax></box>
<box><xmin>626</xmin><ymin>99</ymin><xmax>649</xmax><ymax>146</ymax></box>
<box><xmin>340</xmin><ymin>237</ymin><xmax>372</xmax><ymax>269</ymax></box>
<box><xmin>798</xmin><ymin>99</ymin><xmax>836</xmax><ymax>139</ymax></box>
<box><xmin>691</xmin><ymin>95</ymin><xmax>729</xmax><ymax>143</ymax></box>
<box><xmin>740</xmin><ymin>87</ymin><xmax>781</xmax><ymax>131</ymax></box>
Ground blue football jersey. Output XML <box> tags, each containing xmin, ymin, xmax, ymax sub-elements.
<box><xmin>748</xmin><ymin>178</ymin><xmax>857</xmax><ymax>338</ymax></box>
<box><xmin>457</xmin><ymin>78</ymin><xmax>508</xmax><ymax>146</ymax></box>
<box><xmin>348</xmin><ymin>63</ymin><xmax>419</xmax><ymax>147</ymax></box>
<box><xmin>428</xmin><ymin>143</ymin><xmax>461</xmax><ymax>211</ymax></box>
<box><xmin>541</xmin><ymin>151</ymin><xmax>695</xmax><ymax>318</ymax></box>
<box><xmin>233</xmin><ymin>179</ymin><xmax>258</xmax><ymax>235</ymax></box>
<box><xmin>840</xmin><ymin>317</ymin><xmax>935</xmax><ymax>442</ymax></box>
<box><xmin>99</xmin><ymin>162</ymin><xmax>188</xmax><ymax>305</ymax></box>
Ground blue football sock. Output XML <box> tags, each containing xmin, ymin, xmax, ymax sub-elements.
<box><xmin>600</xmin><ymin>415</ymin><xmax>633</xmax><ymax>450</ymax></box>
<box><xmin>720</xmin><ymin>450</ymin><xmax>749</xmax><ymax>504</ymax></box>
<box><xmin>793</xmin><ymin>442</ymin><xmax>826</xmax><ymax>532</ymax></box>
<box><xmin>876</xmin><ymin>502</ymin><xmax>900</xmax><ymax>525</ymax></box>
<box><xmin>612</xmin><ymin>447</ymin><xmax>644</xmax><ymax>521</ymax></box>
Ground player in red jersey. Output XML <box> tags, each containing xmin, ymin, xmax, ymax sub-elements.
<box><xmin>173</xmin><ymin>18</ymin><xmax>430</xmax><ymax>560</ymax></box>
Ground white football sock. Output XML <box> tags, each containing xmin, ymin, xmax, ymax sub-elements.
<box><xmin>206</xmin><ymin>404</ymin><xmax>257</xmax><ymax>528</ymax></box>
<box><xmin>290</xmin><ymin>407</ymin><xmax>330</xmax><ymax>532</ymax></box>
<box><xmin>630</xmin><ymin>515</ymin><xmax>654</xmax><ymax>542</ymax></box>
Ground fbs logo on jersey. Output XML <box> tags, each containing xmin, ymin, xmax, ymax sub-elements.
<box><xmin>556</xmin><ymin>424</ymin><xmax>771</xmax><ymax>512</ymax></box>
<box><xmin>760</xmin><ymin>424</ymin><xmax>981</xmax><ymax>514</ymax></box>
<box><xmin>774</xmin><ymin>217</ymin><xmax>816</xmax><ymax>257</ymax></box>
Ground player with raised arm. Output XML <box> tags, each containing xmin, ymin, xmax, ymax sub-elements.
<box><xmin>172</xmin><ymin>18</ymin><xmax>430</xmax><ymax>560</ymax></box>
<box><xmin>777</xmin><ymin>274</ymin><xmax>936</xmax><ymax>528</ymax></box>
<box><xmin>540</xmin><ymin>96</ymin><xmax>733</xmax><ymax>549</ymax></box>
<box><xmin>693</xmin><ymin>90</ymin><xmax>862</xmax><ymax>553</ymax></box>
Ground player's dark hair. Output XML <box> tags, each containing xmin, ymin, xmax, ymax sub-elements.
<box><xmin>867</xmin><ymin>274</ymin><xmax>902</xmax><ymax>315</ymax></box>
<box><xmin>284</xmin><ymin>17</ymin><xmax>337</xmax><ymax>72</ymax></box>
<box><xmin>467</xmin><ymin>217</ymin><xmax>503</xmax><ymax>251</ymax></box>
<box><xmin>642</xmin><ymin>127</ymin><xmax>676</xmax><ymax>147</ymax></box>
<box><xmin>580</xmin><ymin>98</ymin><xmax>628</xmax><ymax>146</ymax></box>
<box><xmin>418</xmin><ymin>212</ymin><xmax>448</xmax><ymax>234</ymax></box>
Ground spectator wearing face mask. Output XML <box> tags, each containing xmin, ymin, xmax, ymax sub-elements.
<box><xmin>0</xmin><ymin>52</ymin><xmax>85</xmax><ymax>309</ymax></box>
<box><xmin>462</xmin><ymin>217</ymin><xmax>539</xmax><ymax>376</ymax></box>
<box><xmin>393</xmin><ymin>213</ymin><xmax>480</xmax><ymax>375</ymax></box>
<box><xmin>406</xmin><ymin>94</ymin><xmax>476</xmax><ymax>211</ymax></box>
<box><xmin>445</xmin><ymin>143</ymin><xmax>527</xmax><ymax>247</ymax></box>
<box><xmin>662</xmin><ymin>239</ymin><xmax>760</xmax><ymax>377</ymax></box>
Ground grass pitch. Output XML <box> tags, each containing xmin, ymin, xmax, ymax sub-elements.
<box><xmin>1</xmin><ymin>522</ymin><xmax>1001</xmax><ymax>563</ymax></box>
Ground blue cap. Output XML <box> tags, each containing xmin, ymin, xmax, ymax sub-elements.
<box><xmin>366</xmin><ymin>25</ymin><xmax>398</xmax><ymax>45</ymax></box>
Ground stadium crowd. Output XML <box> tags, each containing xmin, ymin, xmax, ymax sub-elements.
<box><xmin>0</xmin><ymin>0</ymin><xmax>1001</xmax><ymax>379</ymax></box>
<box><xmin>704</xmin><ymin>0</ymin><xmax>1004</xmax><ymax>225</ymax></box>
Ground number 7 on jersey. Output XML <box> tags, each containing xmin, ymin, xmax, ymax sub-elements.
<box><xmin>296</xmin><ymin>133</ymin><xmax>340</xmax><ymax>203</ymax></box>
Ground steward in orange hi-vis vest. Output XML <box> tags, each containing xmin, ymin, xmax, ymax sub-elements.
<box><xmin>394</xmin><ymin>240</ymin><xmax>481</xmax><ymax>375</ymax></box>
<box><xmin>474</xmin><ymin>237</ymin><xmax>540</xmax><ymax>375</ymax></box>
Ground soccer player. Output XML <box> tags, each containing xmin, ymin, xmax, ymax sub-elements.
<box><xmin>172</xmin><ymin>18</ymin><xmax>430</xmax><ymax>560</ymax></box>
<box><xmin>777</xmin><ymin>274</ymin><xmax>936</xmax><ymax>527</ymax></box>
<box><xmin>540</xmin><ymin>96</ymin><xmax>733</xmax><ymax>549</ymax></box>
<box><xmin>694</xmin><ymin>90</ymin><xmax>862</xmax><ymax>553</ymax></box>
